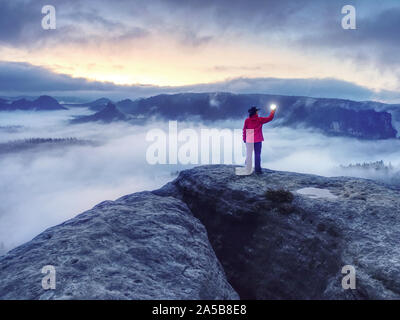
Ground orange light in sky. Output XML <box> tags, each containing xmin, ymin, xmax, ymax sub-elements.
<box><xmin>0</xmin><ymin>31</ymin><xmax>397</xmax><ymax>92</ymax></box>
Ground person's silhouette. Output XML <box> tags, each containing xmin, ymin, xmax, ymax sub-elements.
<box><xmin>235</xmin><ymin>105</ymin><xmax>276</xmax><ymax>175</ymax></box>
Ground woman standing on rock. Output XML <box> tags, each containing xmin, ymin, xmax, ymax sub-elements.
<box><xmin>235</xmin><ymin>104</ymin><xmax>276</xmax><ymax>176</ymax></box>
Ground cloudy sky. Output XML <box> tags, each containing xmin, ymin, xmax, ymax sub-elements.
<box><xmin>1</xmin><ymin>0</ymin><xmax>400</xmax><ymax>102</ymax></box>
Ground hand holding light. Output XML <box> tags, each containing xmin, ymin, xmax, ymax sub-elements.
<box><xmin>270</xmin><ymin>104</ymin><xmax>277</xmax><ymax>111</ymax></box>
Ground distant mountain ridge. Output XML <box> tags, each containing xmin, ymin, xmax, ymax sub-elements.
<box><xmin>0</xmin><ymin>138</ymin><xmax>95</xmax><ymax>155</ymax></box>
<box><xmin>110</xmin><ymin>92</ymin><xmax>398</xmax><ymax>139</ymax></box>
<box><xmin>75</xmin><ymin>98</ymin><xmax>112</xmax><ymax>111</ymax></box>
<box><xmin>0</xmin><ymin>95</ymin><xmax>67</xmax><ymax>111</ymax></box>
<box><xmin>70</xmin><ymin>102</ymin><xmax>127</xmax><ymax>124</ymax></box>
<box><xmin>1</xmin><ymin>92</ymin><xmax>398</xmax><ymax>139</ymax></box>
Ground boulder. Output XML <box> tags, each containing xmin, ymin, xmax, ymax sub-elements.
<box><xmin>0</xmin><ymin>191</ymin><xmax>238</xmax><ymax>300</ymax></box>
<box><xmin>2</xmin><ymin>164</ymin><xmax>400</xmax><ymax>300</ymax></box>
<box><xmin>155</xmin><ymin>165</ymin><xmax>400</xmax><ymax>299</ymax></box>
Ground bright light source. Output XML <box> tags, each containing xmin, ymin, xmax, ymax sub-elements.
<box><xmin>270</xmin><ymin>104</ymin><xmax>277</xmax><ymax>110</ymax></box>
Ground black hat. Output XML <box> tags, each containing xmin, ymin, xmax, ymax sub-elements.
<box><xmin>248</xmin><ymin>106</ymin><xmax>259</xmax><ymax>115</ymax></box>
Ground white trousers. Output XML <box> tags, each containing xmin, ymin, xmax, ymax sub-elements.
<box><xmin>235</xmin><ymin>142</ymin><xmax>254</xmax><ymax>176</ymax></box>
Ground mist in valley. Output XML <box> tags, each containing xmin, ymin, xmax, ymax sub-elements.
<box><xmin>0</xmin><ymin>108</ymin><xmax>399</xmax><ymax>254</ymax></box>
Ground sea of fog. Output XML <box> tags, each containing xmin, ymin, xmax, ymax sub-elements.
<box><xmin>1</xmin><ymin>108</ymin><xmax>400</xmax><ymax>254</ymax></box>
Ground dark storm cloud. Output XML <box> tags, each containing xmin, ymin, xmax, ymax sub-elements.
<box><xmin>1</xmin><ymin>0</ymin><xmax>398</xmax><ymax>68</ymax></box>
<box><xmin>0</xmin><ymin>0</ymin><xmax>150</xmax><ymax>48</ymax></box>
<box><xmin>300</xmin><ymin>5</ymin><xmax>400</xmax><ymax>47</ymax></box>
<box><xmin>0</xmin><ymin>0</ymin><xmax>350</xmax><ymax>48</ymax></box>
<box><xmin>2</xmin><ymin>61</ymin><xmax>400</xmax><ymax>102</ymax></box>
<box><xmin>163</xmin><ymin>0</ymin><xmax>317</xmax><ymax>27</ymax></box>
<box><xmin>206</xmin><ymin>77</ymin><xmax>375</xmax><ymax>99</ymax></box>
<box><xmin>0</xmin><ymin>0</ymin><xmax>42</xmax><ymax>45</ymax></box>
<box><xmin>293</xmin><ymin>3</ymin><xmax>400</xmax><ymax>72</ymax></box>
<box><xmin>185</xmin><ymin>77</ymin><xmax>400</xmax><ymax>102</ymax></box>
<box><xmin>131</xmin><ymin>0</ymin><xmax>400</xmax><ymax>71</ymax></box>
<box><xmin>0</xmin><ymin>61</ymin><xmax>118</xmax><ymax>92</ymax></box>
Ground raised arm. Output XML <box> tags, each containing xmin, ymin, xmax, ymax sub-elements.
<box><xmin>259</xmin><ymin>109</ymin><xmax>276</xmax><ymax>124</ymax></box>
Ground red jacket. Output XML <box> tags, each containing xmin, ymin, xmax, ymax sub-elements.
<box><xmin>243</xmin><ymin>110</ymin><xmax>275</xmax><ymax>143</ymax></box>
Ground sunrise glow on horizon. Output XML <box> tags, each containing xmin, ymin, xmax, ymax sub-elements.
<box><xmin>1</xmin><ymin>0</ymin><xmax>400</xmax><ymax>102</ymax></box>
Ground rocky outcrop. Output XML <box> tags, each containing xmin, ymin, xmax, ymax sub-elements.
<box><xmin>0</xmin><ymin>191</ymin><xmax>238</xmax><ymax>300</ymax></box>
<box><xmin>1</xmin><ymin>165</ymin><xmax>400</xmax><ymax>300</ymax></box>
<box><xmin>154</xmin><ymin>165</ymin><xmax>400</xmax><ymax>299</ymax></box>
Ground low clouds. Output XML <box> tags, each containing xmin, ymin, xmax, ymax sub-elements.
<box><xmin>0</xmin><ymin>110</ymin><xmax>399</xmax><ymax>254</ymax></box>
<box><xmin>2</xmin><ymin>61</ymin><xmax>400</xmax><ymax>102</ymax></box>
<box><xmin>202</xmin><ymin>77</ymin><xmax>377</xmax><ymax>101</ymax></box>
<box><xmin>0</xmin><ymin>61</ymin><xmax>117</xmax><ymax>92</ymax></box>
<box><xmin>0</xmin><ymin>112</ymin><xmax>178</xmax><ymax>253</ymax></box>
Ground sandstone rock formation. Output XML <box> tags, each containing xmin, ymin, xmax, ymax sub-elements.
<box><xmin>155</xmin><ymin>165</ymin><xmax>400</xmax><ymax>299</ymax></box>
<box><xmin>1</xmin><ymin>165</ymin><xmax>400</xmax><ymax>299</ymax></box>
<box><xmin>0</xmin><ymin>191</ymin><xmax>238</xmax><ymax>300</ymax></box>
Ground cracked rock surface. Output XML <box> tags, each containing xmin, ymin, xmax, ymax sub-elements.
<box><xmin>0</xmin><ymin>191</ymin><xmax>238</xmax><ymax>300</ymax></box>
<box><xmin>1</xmin><ymin>164</ymin><xmax>400</xmax><ymax>299</ymax></box>
<box><xmin>155</xmin><ymin>165</ymin><xmax>400</xmax><ymax>299</ymax></box>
